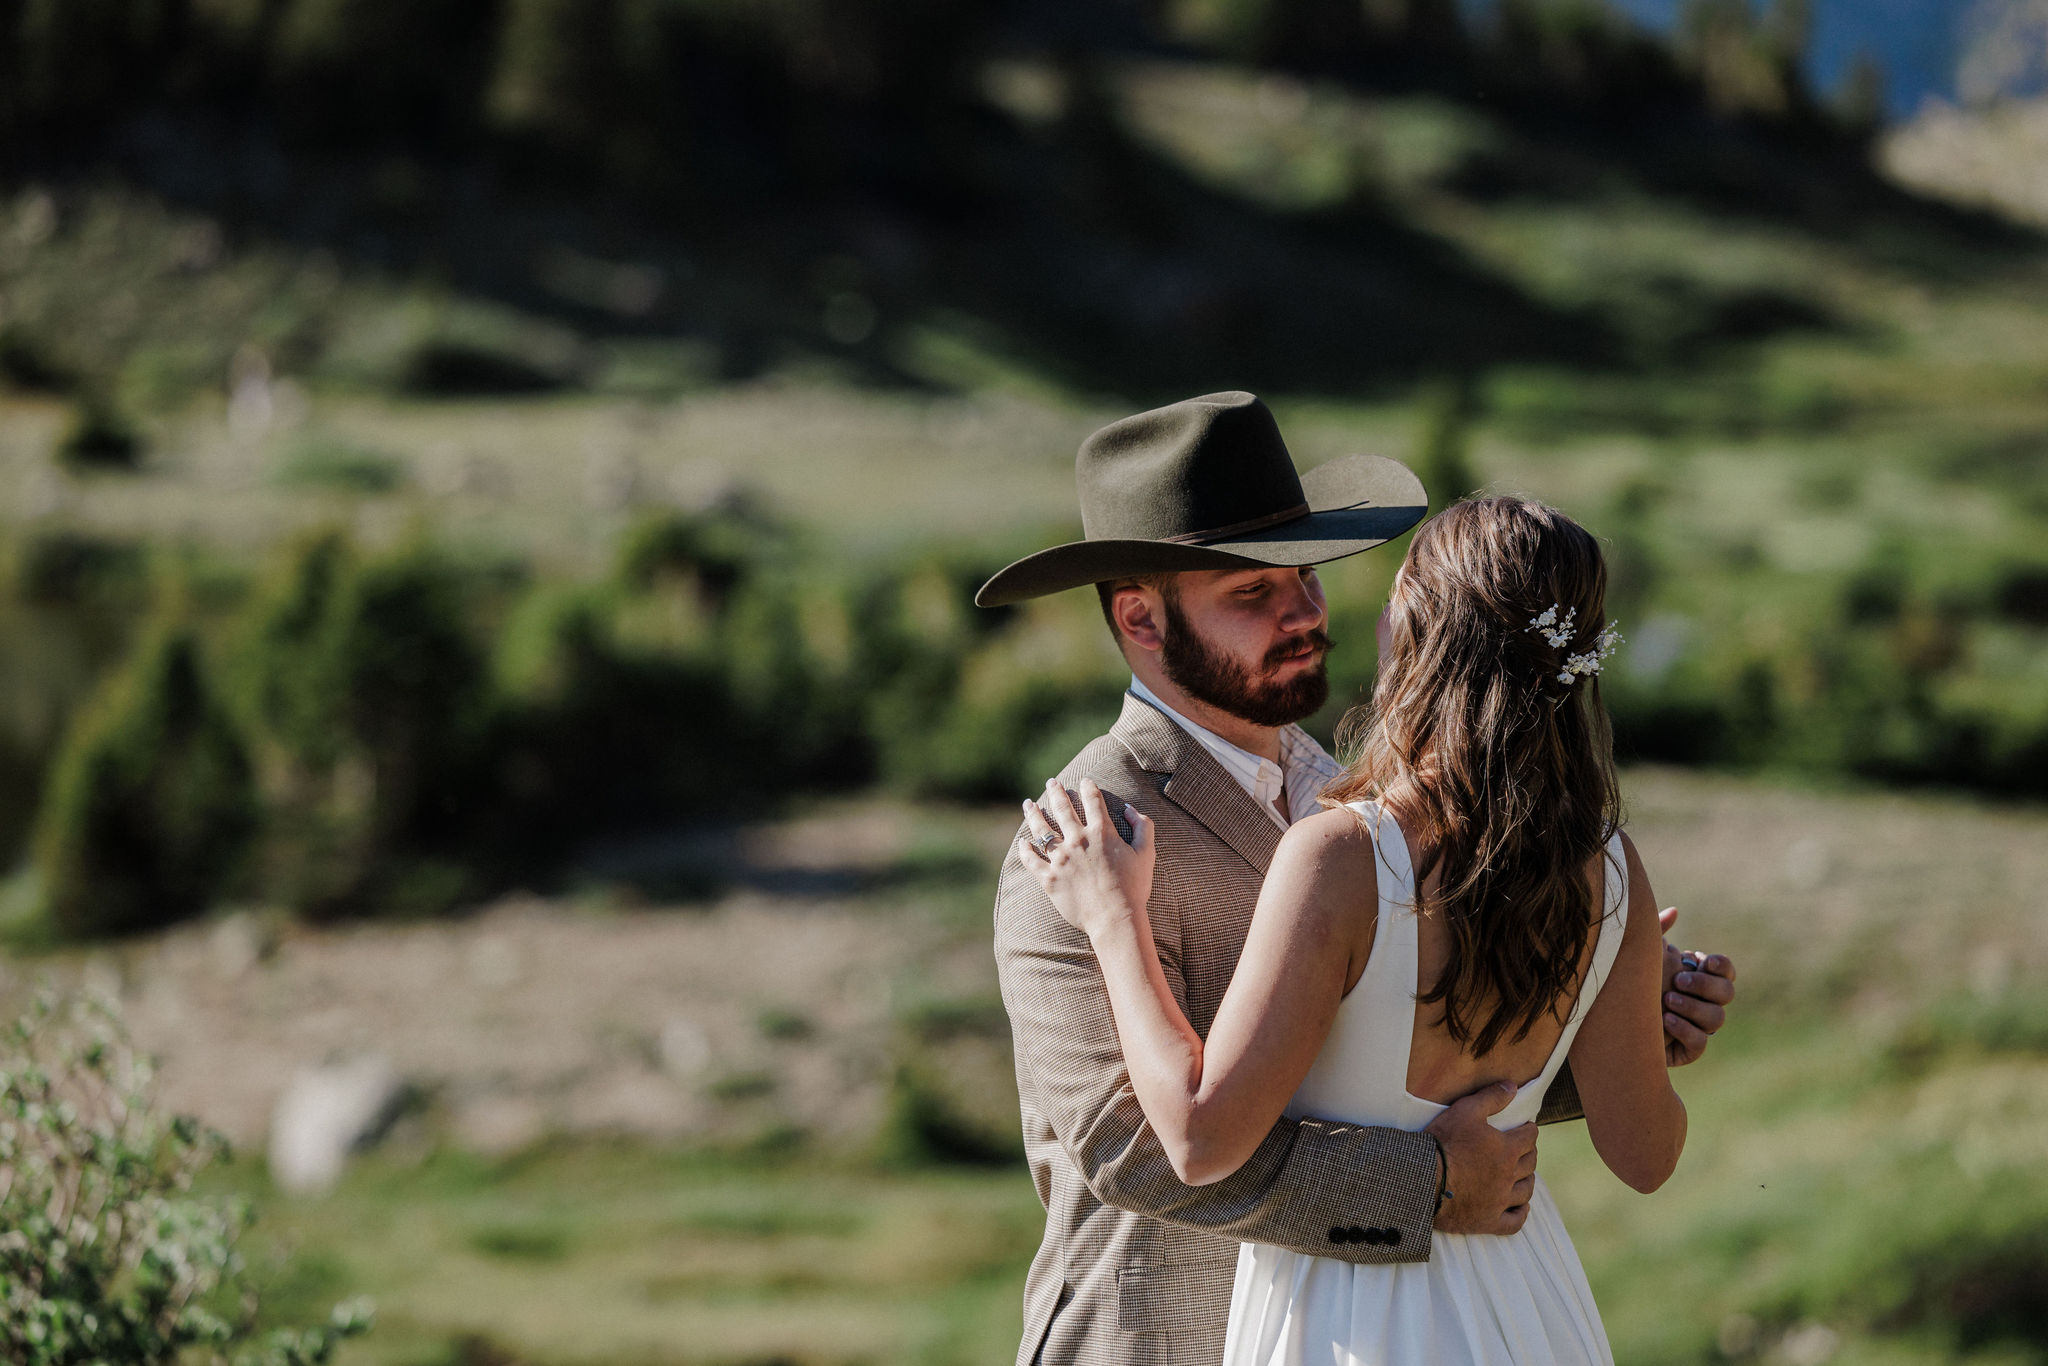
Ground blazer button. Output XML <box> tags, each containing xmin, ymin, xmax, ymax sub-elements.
<box><xmin>1328</xmin><ymin>1226</ymin><xmax>1348</xmax><ymax>1244</ymax></box>
<box><xmin>1385</xmin><ymin>1228</ymin><xmax>1401</xmax><ymax>1246</ymax></box>
<box><xmin>1347</xmin><ymin>1225</ymin><xmax>1368</xmax><ymax>1243</ymax></box>
<box><xmin>1361</xmin><ymin>1227</ymin><xmax>1384</xmax><ymax>1246</ymax></box>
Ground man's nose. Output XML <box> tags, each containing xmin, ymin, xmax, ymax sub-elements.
<box><xmin>1276</xmin><ymin>577</ymin><xmax>1325</xmax><ymax>632</ymax></box>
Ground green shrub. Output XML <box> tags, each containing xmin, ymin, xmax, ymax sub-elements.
<box><xmin>55</xmin><ymin>397</ymin><xmax>142</xmax><ymax>472</ymax></box>
<box><xmin>1886</xmin><ymin>990</ymin><xmax>2048</xmax><ymax>1077</ymax></box>
<box><xmin>11</xmin><ymin>530</ymin><xmax>149</xmax><ymax>609</ymax></box>
<box><xmin>875</xmin><ymin>1061</ymin><xmax>1022</xmax><ymax>1168</ymax></box>
<box><xmin>0</xmin><ymin>990</ymin><xmax>372</xmax><ymax>1366</ymax></box>
<box><xmin>482</xmin><ymin>582</ymin><xmax>767</xmax><ymax>873</ymax></box>
<box><xmin>0</xmin><ymin>324</ymin><xmax>70</xmax><ymax>392</ymax></box>
<box><xmin>34</xmin><ymin>614</ymin><xmax>255</xmax><ymax>939</ymax></box>
<box><xmin>1413</xmin><ymin>376</ymin><xmax>1479</xmax><ymax>509</ymax></box>
<box><xmin>858</xmin><ymin>569</ymin><xmax>1123</xmax><ymax>799</ymax></box>
<box><xmin>231</xmin><ymin>536</ymin><xmax>488</xmax><ymax>916</ymax></box>
<box><xmin>271</xmin><ymin>436</ymin><xmax>408</xmax><ymax>494</ymax></box>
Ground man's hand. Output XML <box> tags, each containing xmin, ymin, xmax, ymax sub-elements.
<box><xmin>1424</xmin><ymin>1081</ymin><xmax>1538</xmax><ymax>1236</ymax></box>
<box><xmin>1659</xmin><ymin>906</ymin><xmax>1736</xmax><ymax>1067</ymax></box>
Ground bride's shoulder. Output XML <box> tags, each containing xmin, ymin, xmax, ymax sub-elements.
<box><xmin>1262</xmin><ymin>808</ymin><xmax>1381</xmax><ymax>935</ymax></box>
<box><xmin>1272</xmin><ymin>806</ymin><xmax>1382</xmax><ymax>882</ymax></box>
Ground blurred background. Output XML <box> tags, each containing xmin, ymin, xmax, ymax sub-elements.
<box><xmin>1</xmin><ymin>0</ymin><xmax>2046</xmax><ymax>1362</ymax></box>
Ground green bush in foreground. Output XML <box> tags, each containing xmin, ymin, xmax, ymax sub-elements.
<box><xmin>0</xmin><ymin>991</ymin><xmax>371</xmax><ymax>1365</ymax></box>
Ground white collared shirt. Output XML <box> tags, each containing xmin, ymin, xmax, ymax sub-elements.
<box><xmin>1128</xmin><ymin>676</ymin><xmax>1341</xmax><ymax>830</ymax></box>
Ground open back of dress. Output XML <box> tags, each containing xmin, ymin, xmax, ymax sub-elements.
<box><xmin>1221</xmin><ymin>800</ymin><xmax>1627</xmax><ymax>1366</ymax></box>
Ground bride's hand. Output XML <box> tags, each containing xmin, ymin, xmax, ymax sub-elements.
<box><xmin>1021</xmin><ymin>778</ymin><xmax>1155</xmax><ymax>938</ymax></box>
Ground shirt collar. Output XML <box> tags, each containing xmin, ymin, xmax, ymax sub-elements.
<box><xmin>1129</xmin><ymin>676</ymin><xmax>1319</xmax><ymax>827</ymax></box>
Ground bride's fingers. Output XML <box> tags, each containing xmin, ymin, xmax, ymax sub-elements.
<box><xmin>1078</xmin><ymin>779</ymin><xmax>1113</xmax><ymax>833</ymax></box>
<box><xmin>1042</xmin><ymin>778</ymin><xmax>1085</xmax><ymax>842</ymax></box>
<box><xmin>1020</xmin><ymin>799</ymin><xmax>1059</xmax><ymax>860</ymax></box>
<box><xmin>1124</xmin><ymin>803</ymin><xmax>1154</xmax><ymax>854</ymax></box>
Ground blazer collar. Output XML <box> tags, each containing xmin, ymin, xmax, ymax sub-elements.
<box><xmin>1111</xmin><ymin>692</ymin><xmax>1284</xmax><ymax>874</ymax></box>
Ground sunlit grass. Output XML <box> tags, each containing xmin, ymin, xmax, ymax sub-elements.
<box><xmin>225</xmin><ymin>1143</ymin><xmax>1046</xmax><ymax>1366</ymax></box>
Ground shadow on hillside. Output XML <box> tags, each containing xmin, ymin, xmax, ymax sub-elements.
<box><xmin>16</xmin><ymin>45</ymin><xmax>2039</xmax><ymax>409</ymax></box>
<box><xmin>68</xmin><ymin>98</ymin><xmax>1627</xmax><ymax>402</ymax></box>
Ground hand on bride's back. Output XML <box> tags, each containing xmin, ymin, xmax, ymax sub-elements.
<box><xmin>1021</xmin><ymin>778</ymin><xmax>1155</xmax><ymax>936</ymax></box>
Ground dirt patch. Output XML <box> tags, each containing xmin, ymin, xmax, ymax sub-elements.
<box><xmin>0</xmin><ymin>798</ymin><xmax>1017</xmax><ymax>1159</ymax></box>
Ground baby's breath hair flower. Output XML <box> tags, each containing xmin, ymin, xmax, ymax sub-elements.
<box><xmin>1525</xmin><ymin>604</ymin><xmax>1621</xmax><ymax>686</ymax></box>
<box><xmin>1556</xmin><ymin>624</ymin><xmax>1622</xmax><ymax>685</ymax></box>
<box><xmin>1528</xmin><ymin>604</ymin><xmax>1577</xmax><ymax>650</ymax></box>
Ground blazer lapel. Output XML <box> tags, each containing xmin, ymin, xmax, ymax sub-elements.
<box><xmin>1112</xmin><ymin>693</ymin><xmax>1284</xmax><ymax>874</ymax></box>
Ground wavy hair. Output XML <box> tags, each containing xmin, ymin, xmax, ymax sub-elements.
<box><xmin>1323</xmin><ymin>496</ymin><xmax>1621</xmax><ymax>1057</ymax></box>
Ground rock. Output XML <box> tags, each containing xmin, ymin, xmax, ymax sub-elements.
<box><xmin>450</xmin><ymin>1093</ymin><xmax>547</xmax><ymax>1157</ymax></box>
<box><xmin>1780</xmin><ymin>1322</ymin><xmax>1840</xmax><ymax>1366</ymax></box>
<box><xmin>268</xmin><ymin>1057</ymin><xmax>408</xmax><ymax>1194</ymax></box>
<box><xmin>210</xmin><ymin>911</ymin><xmax>274</xmax><ymax>979</ymax></box>
<box><xmin>658</xmin><ymin>1017</ymin><xmax>711</xmax><ymax>1077</ymax></box>
<box><xmin>1782</xmin><ymin>837</ymin><xmax>1831</xmax><ymax>892</ymax></box>
<box><xmin>466</xmin><ymin>935</ymin><xmax>521</xmax><ymax>990</ymax></box>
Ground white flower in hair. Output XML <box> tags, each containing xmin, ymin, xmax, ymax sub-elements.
<box><xmin>1526</xmin><ymin>603</ymin><xmax>1621</xmax><ymax>687</ymax></box>
<box><xmin>1528</xmin><ymin>604</ymin><xmax>1577</xmax><ymax>650</ymax></box>
<box><xmin>1557</xmin><ymin>624</ymin><xmax>1622</xmax><ymax>685</ymax></box>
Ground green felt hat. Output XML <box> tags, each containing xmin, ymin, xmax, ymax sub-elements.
<box><xmin>975</xmin><ymin>391</ymin><xmax>1427</xmax><ymax>607</ymax></box>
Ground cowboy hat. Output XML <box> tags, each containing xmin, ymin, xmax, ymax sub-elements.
<box><xmin>975</xmin><ymin>391</ymin><xmax>1427</xmax><ymax>607</ymax></box>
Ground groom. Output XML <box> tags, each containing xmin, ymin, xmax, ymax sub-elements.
<box><xmin>981</xmin><ymin>393</ymin><xmax>1736</xmax><ymax>1365</ymax></box>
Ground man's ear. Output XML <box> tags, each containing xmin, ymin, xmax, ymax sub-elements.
<box><xmin>1113</xmin><ymin>586</ymin><xmax>1167</xmax><ymax>654</ymax></box>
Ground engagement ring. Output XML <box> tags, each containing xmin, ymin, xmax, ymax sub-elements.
<box><xmin>1030</xmin><ymin>831</ymin><xmax>1059</xmax><ymax>855</ymax></box>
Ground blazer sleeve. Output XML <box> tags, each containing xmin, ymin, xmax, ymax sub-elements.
<box><xmin>993</xmin><ymin>824</ymin><xmax>1442</xmax><ymax>1265</ymax></box>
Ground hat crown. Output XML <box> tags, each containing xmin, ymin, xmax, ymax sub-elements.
<box><xmin>1078</xmin><ymin>392</ymin><xmax>1306</xmax><ymax>543</ymax></box>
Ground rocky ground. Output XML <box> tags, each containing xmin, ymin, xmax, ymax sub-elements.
<box><xmin>0</xmin><ymin>797</ymin><xmax>1020</xmax><ymax>1184</ymax></box>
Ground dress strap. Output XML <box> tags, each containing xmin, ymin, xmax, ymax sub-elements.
<box><xmin>1565</xmin><ymin>830</ymin><xmax>1632</xmax><ymax>1031</ymax></box>
<box><xmin>1352</xmin><ymin>800</ymin><xmax>1425</xmax><ymax>1060</ymax></box>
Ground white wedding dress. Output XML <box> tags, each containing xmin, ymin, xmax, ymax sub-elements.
<box><xmin>1221</xmin><ymin>801</ymin><xmax>1626</xmax><ymax>1366</ymax></box>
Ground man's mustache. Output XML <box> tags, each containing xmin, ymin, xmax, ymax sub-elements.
<box><xmin>1264</xmin><ymin>629</ymin><xmax>1333</xmax><ymax>669</ymax></box>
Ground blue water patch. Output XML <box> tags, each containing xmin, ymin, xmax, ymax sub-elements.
<box><xmin>1463</xmin><ymin>0</ymin><xmax>1985</xmax><ymax>117</ymax></box>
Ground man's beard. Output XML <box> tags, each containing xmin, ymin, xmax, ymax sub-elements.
<box><xmin>1159</xmin><ymin>596</ymin><xmax>1332</xmax><ymax>728</ymax></box>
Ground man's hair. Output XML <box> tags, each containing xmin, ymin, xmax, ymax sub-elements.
<box><xmin>1095</xmin><ymin>574</ymin><xmax>1178</xmax><ymax>647</ymax></box>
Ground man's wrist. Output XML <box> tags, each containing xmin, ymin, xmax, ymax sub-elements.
<box><xmin>1427</xmin><ymin>1132</ymin><xmax>1453</xmax><ymax>1211</ymax></box>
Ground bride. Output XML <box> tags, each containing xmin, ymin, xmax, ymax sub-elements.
<box><xmin>1020</xmin><ymin>496</ymin><xmax>1682</xmax><ymax>1365</ymax></box>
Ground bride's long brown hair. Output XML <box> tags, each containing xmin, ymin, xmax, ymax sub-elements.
<box><xmin>1323</xmin><ymin>496</ymin><xmax>1622</xmax><ymax>1057</ymax></box>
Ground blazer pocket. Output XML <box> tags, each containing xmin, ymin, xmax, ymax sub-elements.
<box><xmin>1116</xmin><ymin>1256</ymin><xmax>1238</xmax><ymax>1334</ymax></box>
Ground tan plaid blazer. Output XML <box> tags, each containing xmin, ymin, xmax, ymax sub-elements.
<box><xmin>995</xmin><ymin>694</ymin><xmax>1583</xmax><ymax>1366</ymax></box>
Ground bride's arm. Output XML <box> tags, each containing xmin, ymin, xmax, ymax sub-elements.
<box><xmin>1023</xmin><ymin>780</ymin><xmax>1375</xmax><ymax>1186</ymax></box>
<box><xmin>1566</xmin><ymin>832</ymin><xmax>1687</xmax><ymax>1193</ymax></box>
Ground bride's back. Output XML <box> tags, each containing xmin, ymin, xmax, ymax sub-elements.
<box><xmin>1402</xmin><ymin>840</ymin><xmax>1611</xmax><ymax>1105</ymax></box>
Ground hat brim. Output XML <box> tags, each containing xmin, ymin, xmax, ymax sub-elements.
<box><xmin>975</xmin><ymin>453</ymin><xmax>1426</xmax><ymax>607</ymax></box>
